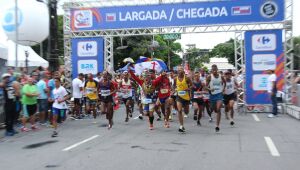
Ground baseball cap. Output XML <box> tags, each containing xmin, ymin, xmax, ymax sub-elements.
<box><xmin>2</xmin><ymin>73</ymin><xmax>11</xmax><ymax>79</ymax></box>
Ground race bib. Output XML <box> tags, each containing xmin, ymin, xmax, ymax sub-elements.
<box><xmin>160</xmin><ymin>89</ymin><xmax>169</xmax><ymax>94</ymax></box>
<box><xmin>178</xmin><ymin>91</ymin><xmax>186</xmax><ymax>96</ymax></box>
<box><xmin>142</xmin><ymin>98</ymin><xmax>152</xmax><ymax>104</ymax></box>
<box><xmin>193</xmin><ymin>92</ymin><xmax>202</xmax><ymax>99</ymax></box>
<box><xmin>86</xmin><ymin>88</ymin><xmax>94</xmax><ymax>94</ymax></box>
<box><xmin>203</xmin><ymin>94</ymin><xmax>209</xmax><ymax>99</ymax></box>
<box><xmin>122</xmin><ymin>89</ymin><xmax>132</xmax><ymax>98</ymax></box>
<box><xmin>101</xmin><ymin>90</ymin><xmax>111</xmax><ymax>97</ymax></box>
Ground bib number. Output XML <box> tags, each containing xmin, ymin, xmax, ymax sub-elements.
<box><xmin>203</xmin><ymin>94</ymin><xmax>209</xmax><ymax>99</ymax></box>
<box><xmin>178</xmin><ymin>91</ymin><xmax>186</xmax><ymax>96</ymax></box>
<box><xmin>193</xmin><ymin>92</ymin><xmax>202</xmax><ymax>99</ymax></box>
<box><xmin>101</xmin><ymin>90</ymin><xmax>111</xmax><ymax>97</ymax></box>
<box><xmin>160</xmin><ymin>89</ymin><xmax>169</xmax><ymax>94</ymax></box>
<box><xmin>142</xmin><ymin>98</ymin><xmax>152</xmax><ymax>104</ymax></box>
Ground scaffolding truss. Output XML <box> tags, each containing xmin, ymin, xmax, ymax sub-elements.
<box><xmin>63</xmin><ymin>0</ymin><xmax>294</xmax><ymax>107</ymax></box>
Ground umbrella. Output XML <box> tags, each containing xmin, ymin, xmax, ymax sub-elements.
<box><xmin>134</xmin><ymin>56</ymin><xmax>168</xmax><ymax>75</ymax></box>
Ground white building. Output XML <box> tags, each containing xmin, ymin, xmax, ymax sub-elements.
<box><xmin>203</xmin><ymin>57</ymin><xmax>236</xmax><ymax>71</ymax></box>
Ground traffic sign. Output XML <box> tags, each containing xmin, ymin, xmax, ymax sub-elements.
<box><xmin>163</xmin><ymin>33</ymin><xmax>181</xmax><ymax>40</ymax></box>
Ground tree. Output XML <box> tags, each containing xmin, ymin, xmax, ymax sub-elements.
<box><xmin>209</xmin><ymin>39</ymin><xmax>235</xmax><ymax>65</ymax></box>
<box><xmin>294</xmin><ymin>36</ymin><xmax>300</xmax><ymax>70</ymax></box>
<box><xmin>114</xmin><ymin>35</ymin><xmax>182</xmax><ymax>69</ymax></box>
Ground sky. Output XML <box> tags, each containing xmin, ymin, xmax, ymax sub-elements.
<box><xmin>0</xmin><ymin>0</ymin><xmax>299</xmax><ymax>50</ymax></box>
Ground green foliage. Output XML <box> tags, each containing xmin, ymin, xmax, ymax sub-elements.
<box><xmin>114</xmin><ymin>35</ymin><xmax>182</xmax><ymax>69</ymax></box>
<box><xmin>294</xmin><ymin>36</ymin><xmax>300</xmax><ymax>69</ymax></box>
<box><xmin>209</xmin><ymin>39</ymin><xmax>235</xmax><ymax>65</ymax></box>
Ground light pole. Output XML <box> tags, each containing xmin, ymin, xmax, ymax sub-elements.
<box><xmin>25</xmin><ymin>50</ymin><xmax>29</xmax><ymax>72</ymax></box>
<box><xmin>15</xmin><ymin>0</ymin><xmax>19</xmax><ymax>70</ymax></box>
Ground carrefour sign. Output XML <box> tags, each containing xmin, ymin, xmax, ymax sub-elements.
<box><xmin>71</xmin><ymin>0</ymin><xmax>284</xmax><ymax>31</ymax></box>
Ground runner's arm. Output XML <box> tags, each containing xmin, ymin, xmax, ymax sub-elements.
<box><xmin>129</xmin><ymin>71</ymin><xmax>143</xmax><ymax>86</ymax></box>
<box><xmin>222</xmin><ymin>76</ymin><xmax>227</xmax><ymax>92</ymax></box>
<box><xmin>206</xmin><ymin>75</ymin><xmax>211</xmax><ymax>91</ymax></box>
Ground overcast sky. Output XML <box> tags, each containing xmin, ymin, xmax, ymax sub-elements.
<box><xmin>0</xmin><ymin>0</ymin><xmax>299</xmax><ymax>50</ymax></box>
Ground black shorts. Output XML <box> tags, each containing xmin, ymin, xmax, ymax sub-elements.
<box><xmin>171</xmin><ymin>95</ymin><xmax>176</xmax><ymax>101</ymax></box>
<box><xmin>23</xmin><ymin>104</ymin><xmax>37</xmax><ymax>118</ymax></box>
<box><xmin>74</xmin><ymin>98</ymin><xmax>82</xmax><ymax>106</ymax></box>
<box><xmin>223</xmin><ymin>93</ymin><xmax>237</xmax><ymax>105</ymax></box>
<box><xmin>122</xmin><ymin>97</ymin><xmax>132</xmax><ymax>104</ymax></box>
<box><xmin>176</xmin><ymin>97</ymin><xmax>190</xmax><ymax>106</ymax></box>
<box><xmin>192</xmin><ymin>98</ymin><xmax>204</xmax><ymax>105</ymax></box>
<box><xmin>100</xmin><ymin>96</ymin><xmax>113</xmax><ymax>103</ymax></box>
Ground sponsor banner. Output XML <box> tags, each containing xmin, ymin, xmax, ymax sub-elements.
<box><xmin>70</xmin><ymin>0</ymin><xmax>284</xmax><ymax>31</ymax></box>
<box><xmin>71</xmin><ymin>37</ymin><xmax>104</xmax><ymax>79</ymax></box>
<box><xmin>245</xmin><ymin>29</ymin><xmax>284</xmax><ymax>105</ymax></box>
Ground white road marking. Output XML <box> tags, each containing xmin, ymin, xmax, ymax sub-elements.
<box><xmin>264</xmin><ymin>136</ymin><xmax>280</xmax><ymax>157</ymax></box>
<box><xmin>252</xmin><ymin>114</ymin><xmax>260</xmax><ymax>122</ymax></box>
<box><xmin>62</xmin><ymin>135</ymin><xmax>99</xmax><ymax>151</ymax></box>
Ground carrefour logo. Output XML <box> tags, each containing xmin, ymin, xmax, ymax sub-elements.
<box><xmin>77</xmin><ymin>41</ymin><xmax>98</xmax><ymax>57</ymax></box>
<box><xmin>74</xmin><ymin>10</ymin><xmax>93</xmax><ymax>28</ymax></box>
<box><xmin>2</xmin><ymin>7</ymin><xmax>23</xmax><ymax>32</ymax></box>
<box><xmin>252</xmin><ymin>34</ymin><xmax>276</xmax><ymax>51</ymax></box>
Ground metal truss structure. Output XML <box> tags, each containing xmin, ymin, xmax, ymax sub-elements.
<box><xmin>234</xmin><ymin>32</ymin><xmax>244</xmax><ymax>108</ymax></box>
<box><xmin>63</xmin><ymin>0</ymin><xmax>294</xmax><ymax>107</ymax></box>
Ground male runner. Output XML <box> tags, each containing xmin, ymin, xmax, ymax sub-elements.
<box><xmin>224</xmin><ymin>71</ymin><xmax>238</xmax><ymax>126</ymax></box>
<box><xmin>120</xmin><ymin>71</ymin><xmax>134</xmax><ymax>122</ymax></box>
<box><xmin>129</xmin><ymin>69</ymin><xmax>163</xmax><ymax>130</ymax></box>
<box><xmin>84</xmin><ymin>74</ymin><xmax>98</xmax><ymax>119</ymax></box>
<box><xmin>174</xmin><ymin>66</ymin><xmax>192</xmax><ymax>133</ymax></box>
<box><xmin>98</xmin><ymin>71</ymin><xmax>117</xmax><ymax>129</ymax></box>
<box><xmin>155</xmin><ymin>70</ymin><xmax>172</xmax><ymax>128</ymax></box>
<box><xmin>206</xmin><ymin>64</ymin><xmax>226</xmax><ymax>132</ymax></box>
<box><xmin>192</xmin><ymin>71</ymin><xmax>206</xmax><ymax>126</ymax></box>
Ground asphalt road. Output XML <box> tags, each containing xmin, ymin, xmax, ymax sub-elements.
<box><xmin>0</xmin><ymin>106</ymin><xmax>299</xmax><ymax>170</ymax></box>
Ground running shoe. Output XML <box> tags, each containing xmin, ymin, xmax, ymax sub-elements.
<box><xmin>21</xmin><ymin>127</ymin><xmax>30</xmax><ymax>132</ymax></box>
<box><xmin>125</xmin><ymin>117</ymin><xmax>129</xmax><ymax>122</ymax></box>
<box><xmin>12</xmin><ymin>129</ymin><xmax>19</xmax><ymax>135</ymax></box>
<box><xmin>197</xmin><ymin>120</ymin><xmax>201</xmax><ymax>126</ymax></box>
<box><xmin>178</xmin><ymin>126</ymin><xmax>186</xmax><ymax>133</ymax></box>
<box><xmin>149</xmin><ymin>124</ymin><xmax>154</xmax><ymax>130</ymax></box>
<box><xmin>209</xmin><ymin>117</ymin><xmax>213</xmax><ymax>123</ymax></box>
<box><xmin>51</xmin><ymin>131</ymin><xmax>58</xmax><ymax>138</ymax></box>
<box><xmin>138</xmin><ymin>114</ymin><xmax>143</xmax><ymax>120</ymax></box>
<box><xmin>215</xmin><ymin>127</ymin><xmax>220</xmax><ymax>133</ymax></box>
<box><xmin>5</xmin><ymin>131</ymin><xmax>14</xmax><ymax>136</ymax></box>
<box><xmin>70</xmin><ymin>116</ymin><xmax>77</xmax><ymax>120</ymax></box>
<box><xmin>184</xmin><ymin>114</ymin><xmax>188</xmax><ymax>118</ymax></box>
<box><xmin>108</xmin><ymin>124</ymin><xmax>112</xmax><ymax>130</ymax></box>
<box><xmin>169</xmin><ymin>115</ymin><xmax>172</xmax><ymax>121</ymax></box>
<box><xmin>267</xmin><ymin>114</ymin><xmax>275</xmax><ymax>118</ymax></box>
<box><xmin>31</xmin><ymin>125</ymin><xmax>39</xmax><ymax>130</ymax></box>
<box><xmin>230</xmin><ymin>121</ymin><xmax>235</xmax><ymax>126</ymax></box>
<box><xmin>193</xmin><ymin>114</ymin><xmax>197</xmax><ymax>121</ymax></box>
<box><xmin>157</xmin><ymin>116</ymin><xmax>162</xmax><ymax>121</ymax></box>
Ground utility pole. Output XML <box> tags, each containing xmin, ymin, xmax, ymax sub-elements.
<box><xmin>48</xmin><ymin>0</ymin><xmax>59</xmax><ymax>71</ymax></box>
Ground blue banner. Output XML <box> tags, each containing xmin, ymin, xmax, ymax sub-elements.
<box><xmin>245</xmin><ymin>29</ymin><xmax>284</xmax><ymax>105</ymax></box>
<box><xmin>71</xmin><ymin>37</ymin><xmax>104</xmax><ymax>79</ymax></box>
<box><xmin>71</xmin><ymin>0</ymin><xmax>284</xmax><ymax>31</ymax></box>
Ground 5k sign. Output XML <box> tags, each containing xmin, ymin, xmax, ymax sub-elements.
<box><xmin>245</xmin><ymin>30</ymin><xmax>284</xmax><ymax>105</ymax></box>
<box><xmin>71</xmin><ymin>37</ymin><xmax>104</xmax><ymax>79</ymax></box>
<box><xmin>70</xmin><ymin>0</ymin><xmax>284</xmax><ymax>31</ymax></box>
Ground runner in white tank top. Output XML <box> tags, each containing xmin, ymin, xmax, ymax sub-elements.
<box><xmin>224</xmin><ymin>72</ymin><xmax>239</xmax><ymax>126</ymax></box>
<box><xmin>206</xmin><ymin>64</ymin><xmax>226</xmax><ymax>133</ymax></box>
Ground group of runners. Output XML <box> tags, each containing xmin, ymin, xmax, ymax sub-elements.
<box><xmin>71</xmin><ymin>64</ymin><xmax>240</xmax><ymax>133</ymax></box>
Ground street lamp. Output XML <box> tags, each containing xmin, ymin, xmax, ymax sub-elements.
<box><xmin>25</xmin><ymin>50</ymin><xmax>29</xmax><ymax>72</ymax></box>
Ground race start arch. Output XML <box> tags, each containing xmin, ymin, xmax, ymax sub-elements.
<box><xmin>63</xmin><ymin>0</ymin><xmax>294</xmax><ymax>108</ymax></box>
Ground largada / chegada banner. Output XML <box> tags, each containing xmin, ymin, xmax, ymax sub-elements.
<box><xmin>70</xmin><ymin>0</ymin><xmax>284</xmax><ymax>31</ymax></box>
